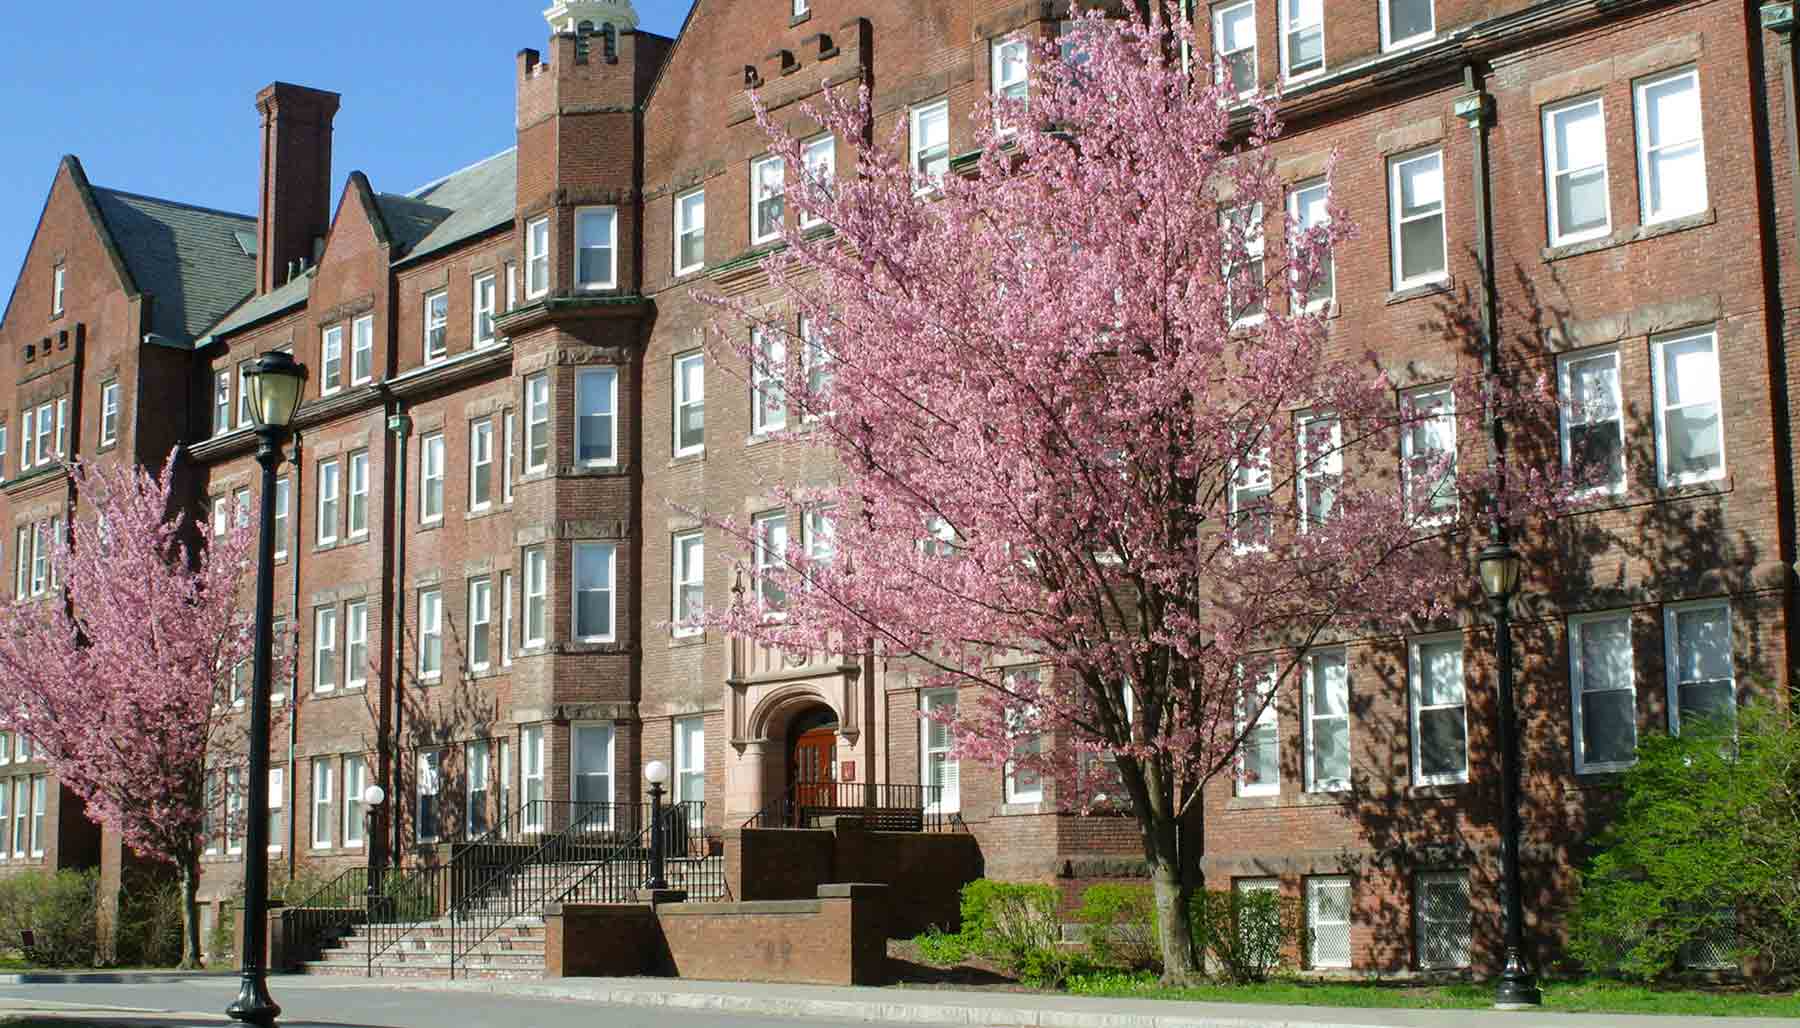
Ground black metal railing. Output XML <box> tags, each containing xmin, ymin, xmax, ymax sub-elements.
<box><xmin>277</xmin><ymin>866</ymin><xmax>370</xmax><ymax>969</ymax></box>
<box><xmin>742</xmin><ymin>781</ymin><xmax>953</xmax><ymax>832</ymax></box>
<box><xmin>361</xmin><ymin>861</ymin><xmax>455</xmax><ymax>973</ymax></box>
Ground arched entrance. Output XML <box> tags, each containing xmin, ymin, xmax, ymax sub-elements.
<box><xmin>786</xmin><ymin>705</ymin><xmax>839</xmax><ymax>810</ymax></box>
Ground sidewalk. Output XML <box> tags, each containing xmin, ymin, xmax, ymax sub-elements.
<box><xmin>424</xmin><ymin>976</ymin><xmax>1800</xmax><ymax>1028</ymax></box>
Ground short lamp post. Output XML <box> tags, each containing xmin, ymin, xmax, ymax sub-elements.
<box><xmin>228</xmin><ymin>350</ymin><xmax>306</xmax><ymax>1028</ymax></box>
<box><xmin>362</xmin><ymin>784</ymin><xmax>387</xmax><ymax>913</ymax></box>
<box><xmin>1476</xmin><ymin>535</ymin><xmax>1541</xmax><ymax>1010</ymax></box>
<box><xmin>644</xmin><ymin>760</ymin><xmax>670</xmax><ymax>891</ymax></box>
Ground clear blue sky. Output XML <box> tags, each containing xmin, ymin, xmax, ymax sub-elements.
<box><xmin>0</xmin><ymin>0</ymin><xmax>696</xmax><ymax>300</ymax></box>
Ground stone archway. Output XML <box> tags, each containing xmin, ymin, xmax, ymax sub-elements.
<box><xmin>726</xmin><ymin>685</ymin><xmax>844</xmax><ymax>820</ymax></box>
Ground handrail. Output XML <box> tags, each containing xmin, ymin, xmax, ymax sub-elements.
<box><xmin>741</xmin><ymin>781</ymin><xmax>947</xmax><ymax>831</ymax></box>
<box><xmin>276</xmin><ymin>866</ymin><xmax>368</xmax><ymax>970</ymax></box>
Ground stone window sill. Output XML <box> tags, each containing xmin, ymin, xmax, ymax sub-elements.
<box><xmin>1385</xmin><ymin>277</ymin><xmax>1454</xmax><ymax>306</ymax></box>
<box><xmin>995</xmin><ymin>801</ymin><xmax>1046</xmax><ymax>816</ymax></box>
<box><xmin>562</xmin><ymin>464</ymin><xmax>630</xmax><ymax>479</ymax></box>
<box><xmin>558</xmin><ymin>641</ymin><xmax>631</xmax><ymax>656</ymax></box>
<box><xmin>418</xmin><ymin>519</ymin><xmax>443</xmax><ymax>534</ymax></box>
<box><xmin>1541</xmin><ymin>208</ymin><xmax>1715</xmax><ymax>263</ymax></box>
<box><xmin>669</xmin><ymin>450</ymin><xmax>707</xmax><ymax>469</ymax></box>
<box><xmin>466</xmin><ymin>505</ymin><xmax>504</xmax><ymax>523</ymax></box>
<box><xmin>670</xmin><ymin>632</ymin><xmax>706</xmax><ymax>649</ymax></box>
<box><xmin>789</xmin><ymin>10</ymin><xmax>811</xmax><ymax>27</ymax></box>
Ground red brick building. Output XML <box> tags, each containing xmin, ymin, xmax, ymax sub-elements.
<box><xmin>3</xmin><ymin>0</ymin><xmax>1798</xmax><ymax>976</ymax></box>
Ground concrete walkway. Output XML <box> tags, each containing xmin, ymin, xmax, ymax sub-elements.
<box><xmin>423</xmin><ymin>976</ymin><xmax>1798</xmax><ymax>1028</ymax></box>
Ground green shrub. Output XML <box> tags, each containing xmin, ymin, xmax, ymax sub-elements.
<box><xmin>908</xmin><ymin>879</ymin><xmax>1091</xmax><ymax>986</ymax></box>
<box><xmin>1074</xmin><ymin>882</ymin><xmax>1160</xmax><ymax>971</ymax></box>
<box><xmin>0</xmin><ymin>870</ymin><xmax>99</xmax><ymax>968</ymax></box>
<box><xmin>1190</xmin><ymin>887</ymin><xmax>1298</xmax><ymax>983</ymax></box>
<box><xmin>911</xmin><ymin>924</ymin><xmax>970</xmax><ymax>966</ymax></box>
<box><xmin>1570</xmin><ymin>703</ymin><xmax>1800</xmax><ymax>986</ymax></box>
<box><xmin>1066</xmin><ymin>969</ymin><xmax>1159</xmax><ymax>995</ymax></box>
<box><xmin>115</xmin><ymin>873</ymin><xmax>184</xmax><ymax>967</ymax></box>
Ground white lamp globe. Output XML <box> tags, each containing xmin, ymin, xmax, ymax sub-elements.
<box><xmin>644</xmin><ymin>760</ymin><xmax>670</xmax><ymax>786</ymax></box>
<box><xmin>362</xmin><ymin>784</ymin><xmax>386</xmax><ymax>807</ymax></box>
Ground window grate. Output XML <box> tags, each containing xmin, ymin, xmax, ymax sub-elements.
<box><xmin>1306</xmin><ymin>876</ymin><xmax>1352</xmax><ymax>969</ymax></box>
<box><xmin>1415</xmin><ymin>870</ymin><xmax>1471</xmax><ymax>969</ymax></box>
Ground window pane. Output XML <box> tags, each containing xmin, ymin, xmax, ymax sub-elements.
<box><xmin>1556</xmin><ymin>168</ymin><xmax>1608</xmax><ymax>237</ymax></box>
<box><xmin>1665</xmin><ymin>403</ymin><xmax>1722</xmax><ymax>479</ymax></box>
<box><xmin>1389</xmin><ymin>0</ymin><xmax>1433</xmax><ymax>42</ymax></box>
<box><xmin>1312</xmin><ymin>718</ymin><xmax>1349</xmax><ymax>785</ymax></box>
<box><xmin>1419</xmin><ymin>642</ymin><xmax>1463</xmax><ymax>706</ymax></box>
<box><xmin>1644</xmin><ymin>75</ymin><xmax>1699</xmax><ymax>148</ymax></box>
<box><xmin>1582</xmin><ymin>689</ymin><xmax>1637</xmax><ymax>766</ymax></box>
<box><xmin>1400</xmin><ymin>214</ymin><xmax>1446</xmax><ymax>280</ymax></box>
<box><xmin>1676</xmin><ymin>608</ymin><xmax>1731</xmax><ymax>681</ymax></box>
<box><xmin>1419</xmin><ymin>709</ymin><xmax>1467</xmax><ymax>778</ymax></box>
<box><xmin>1400</xmin><ymin>157</ymin><xmax>1442</xmax><ymax>214</ymax></box>
<box><xmin>578</xmin><ymin>369</ymin><xmax>616</xmax><ymax>464</ymax></box>
<box><xmin>1311</xmin><ymin>652</ymin><xmax>1347</xmax><ymax>715</ymax></box>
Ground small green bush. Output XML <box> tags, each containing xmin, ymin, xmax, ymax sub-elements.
<box><xmin>1066</xmin><ymin>969</ymin><xmax>1159</xmax><ymax>995</ymax></box>
<box><xmin>1191</xmin><ymin>887</ymin><xmax>1298</xmax><ymax>983</ymax></box>
<box><xmin>911</xmin><ymin>924</ymin><xmax>970</xmax><ymax>966</ymax></box>
<box><xmin>908</xmin><ymin>879</ymin><xmax>1093</xmax><ymax>986</ymax></box>
<box><xmin>115</xmin><ymin>873</ymin><xmax>184</xmax><ymax>967</ymax></box>
<box><xmin>0</xmin><ymin>870</ymin><xmax>99</xmax><ymax>967</ymax></box>
<box><xmin>1074</xmin><ymin>882</ymin><xmax>1159</xmax><ymax>971</ymax></box>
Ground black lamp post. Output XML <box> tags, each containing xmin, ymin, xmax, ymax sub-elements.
<box><xmin>227</xmin><ymin>350</ymin><xmax>306</xmax><ymax>1028</ymax></box>
<box><xmin>361</xmin><ymin>784</ymin><xmax>387</xmax><ymax>915</ymax></box>
<box><xmin>644</xmin><ymin>760</ymin><xmax>670</xmax><ymax>891</ymax></box>
<box><xmin>1476</xmin><ymin>533</ymin><xmax>1540</xmax><ymax>1010</ymax></box>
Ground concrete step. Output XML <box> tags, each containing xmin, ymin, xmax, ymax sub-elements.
<box><xmin>298</xmin><ymin>958</ymin><xmax>541</xmax><ymax>981</ymax></box>
<box><xmin>318</xmin><ymin>936</ymin><xmax>546</xmax><ymax>960</ymax></box>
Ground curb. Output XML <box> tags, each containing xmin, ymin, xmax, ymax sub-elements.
<box><xmin>0</xmin><ymin>971</ymin><xmax>234</xmax><ymax>985</ymax></box>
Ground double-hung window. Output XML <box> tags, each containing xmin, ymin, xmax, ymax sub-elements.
<box><xmin>1651</xmin><ymin>327</ymin><xmax>1724</xmax><ymax>486</ymax></box>
<box><xmin>35</xmin><ymin>402</ymin><xmax>53</xmax><ymax>463</ymax></box>
<box><xmin>801</xmin><ymin>315</ymin><xmax>831</xmax><ymax>409</ymax></box>
<box><xmin>236</xmin><ymin>367</ymin><xmax>251</xmax><ymax>430</ymax></box>
<box><xmin>575</xmin><ymin>207</ymin><xmax>617</xmax><ymax>290</ymax></box>
<box><xmin>910</xmin><ymin>100</ymin><xmax>950</xmax><ymax>191</ymax></box>
<box><xmin>321</xmin><ymin>325</ymin><xmax>344</xmax><ymax>395</ymax></box>
<box><xmin>1222</xmin><ymin>204</ymin><xmax>1265</xmax><ymax>326</ymax></box>
<box><xmin>0</xmin><ymin>424</ymin><xmax>8</xmax><ymax>480</ymax></box>
<box><xmin>526</xmin><ymin>216</ymin><xmax>550</xmax><ymax>298</ymax></box>
<box><xmin>224</xmin><ymin>770</ymin><xmax>243</xmax><ymax>854</ymax></box>
<box><xmin>345</xmin><ymin>600</ymin><xmax>368</xmax><ymax>690</ymax></box>
<box><xmin>497</xmin><ymin>741</ymin><xmax>513</xmax><ymax>828</ymax></box>
<box><xmin>1297</xmin><ymin>414</ymin><xmax>1340</xmax><ymax>530</ymax></box>
<box><xmin>53</xmin><ymin>398</ymin><xmax>66</xmax><ymax>458</ymax></box>
<box><xmin>347</xmin><ymin>450</ymin><xmax>369</xmax><ymax>538</ymax></box>
<box><xmin>573</xmin><ymin>542</ymin><xmax>616</xmax><ymax>643</ymax></box>
<box><xmin>523</xmin><ymin>547</ymin><xmax>547</xmax><ymax>648</ymax></box>
<box><xmin>576</xmin><ymin>367</ymin><xmax>617</xmax><ymax>466</ymax></box>
<box><xmin>673</xmin><ymin>352</ymin><xmax>704</xmax><ymax>455</ymax></box>
<box><xmin>1415</xmin><ymin>871</ymin><xmax>1471</xmax><ymax>969</ymax></box>
<box><xmin>805</xmin><ymin>505</ymin><xmax>836</xmax><ymax>562</ymax></box>
<box><xmin>1003</xmin><ymin>669</ymin><xmax>1045</xmax><ymax>804</ymax></box>
<box><xmin>752</xmin><ymin>510</ymin><xmax>788</xmax><ymax>613</ymax></box>
<box><xmin>674</xmin><ymin>189</ymin><xmax>705</xmax><ymax>275</ymax></box>
<box><xmin>751</xmin><ymin>155</ymin><xmax>785</xmax><ymax>245</ymax></box>
<box><xmin>420</xmin><ymin>432</ymin><xmax>445</xmax><ymax>524</ymax></box>
<box><xmin>418</xmin><ymin>588</ymin><xmax>443</xmax><ymax>681</ymax></box>
<box><xmin>1635</xmin><ymin>67</ymin><xmax>1707</xmax><ymax>224</ymax></box>
<box><xmin>674</xmin><ymin>717</ymin><xmax>705</xmax><ymax>805</ymax></box>
<box><xmin>343</xmin><ymin>755</ymin><xmax>367</xmax><ymax>847</ymax></box>
<box><xmin>468</xmin><ymin>577</ymin><xmax>492</xmax><ymax>671</ymax></box>
<box><xmin>672</xmin><ymin>531</ymin><xmax>704</xmax><ymax>633</ymax></box>
<box><xmin>1664</xmin><ymin>600</ymin><xmax>1734</xmax><ymax>734</ymax></box>
<box><xmin>501</xmin><ymin>570</ymin><xmax>516</xmax><ymax>666</ymax></box>
<box><xmin>1304</xmin><ymin>648</ymin><xmax>1350</xmax><ymax>792</ymax></box>
<box><xmin>1288</xmin><ymin>179</ymin><xmax>1333</xmax><ymax>309</ymax></box>
<box><xmin>317</xmin><ymin>458</ymin><xmax>341</xmax><ymax>545</ymax></box>
<box><xmin>1409</xmin><ymin>635</ymin><xmax>1468</xmax><ymax>785</ymax></box>
<box><xmin>30</xmin><ymin>522</ymin><xmax>48</xmax><ymax>596</ymax></box>
<box><xmin>311</xmin><ymin>758</ymin><xmax>334</xmax><ymax>849</ymax></box>
<box><xmin>992</xmin><ymin>37</ymin><xmax>1028</xmax><ymax>102</ymax></box>
<box><xmin>1280</xmin><ymin>0</ymin><xmax>1324</xmax><ymax>81</ymax></box>
<box><xmin>1570</xmin><ymin>612</ymin><xmax>1637</xmax><ymax>772</ymax></box>
<box><xmin>416</xmin><ymin>751</ymin><xmax>442</xmax><ymax>843</ymax></box>
<box><xmin>752</xmin><ymin>327</ymin><xmax>787</xmax><ymax>434</ymax></box>
<box><xmin>1306</xmin><ymin>876</ymin><xmax>1353</xmax><ymax>969</ymax></box>
<box><xmin>213</xmin><ymin>373</ymin><xmax>231</xmax><ymax>436</ymax></box>
<box><xmin>1543</xmin><ymin>95</ymin><xmax>1611</xmax><ymax>246</ymax></box>
<box><xmin>522</xmin><ymin>726</ymin><xmax>546</xmax><ymax>831</ymax></box>
<box><xmin>1560</xmin><ymin>348</ymin><xmax>1626</xmax><ymax>495</ymax></box>
<box><xmin>19</xmin><ymin>410</ymin><xmax>32</xmax><ymax>469</ymax></box>
<box><xmin>473</xmin><ymin>272</ymin><xmax>498</xmax><ymax>347</ymax></box>
<box><xmin>314</xmin><ymin>606</ymin><xmax>338</xmax><ymax>693</ymax></box>
<box><xmin>1236</xmin><ymin>667</ymin><xmax>1279</xmax><ymax>797</ymax></box>
<box><xmin>1390</xmin><ymin>150</ymin><xmax>1447</xmax><ymax>289</ymax></box>
<box><xmin>1230</xmin><ymin>434</ymin><xmax>1273</xmax><ymax>553</ymax></box>
<box><xmin>470</xmin><ymin>418</ymin><xmax>495</xmax><ymax>511</ymax></box>
<box><xmin>503</xmin><ymin>411</ymin><xmax>517</xmax><ymax>504</ymax></box>
<box><xmin>268</xmin><ymin>767</ymin><xmax>285</xmax><ymax>854</ymax></box>
<box><xmin>1213</xmin><ymin>1</ymin><xmax>1257</xmax><ymax>98</ymax></box>
<box><xmin>800</xmin><ymin>136</ymin><xmax>835</xmax><ymax>229</ymax></box>
<box><xmin>921</xmin><ymin>688</ymin><xmax>960</xmax><ymax>813</ymax></box>
<box><xmin>1381</xmin><ymin>0</ymin><xmax>1435</xmax><ymax>50</ymax></box>
<box><xmin>12</xmin><ymin>526</ymin><xmax>25</xmax><ymax>598</ymax></box>
<box><xmin>424</xmin><ymin>290</ymin><xmax>449</xmax><ymax>363</ymax></box>
<box><xmin>466</xmin><ymin>740</ymin><xmax>490</xmax><ymax>836</ymax></box>
<box><xmin>525</xmin><ymin>374</ymin><xmax>550</xmax><ymax>473</ymax></box>
<box><xmin>1402</xmin><ymin>387</ymin><xmax>1456</xmax><ymax>522</ymax></box>
<box><xmin>351</xmin><ymin>315</ymin><xmax>374</xmax><ymax>385</ymax></box>
<box><xmin>99</xmin><ymin>382</ymin><xmax>119</xmax><ymax>446</ymax></box>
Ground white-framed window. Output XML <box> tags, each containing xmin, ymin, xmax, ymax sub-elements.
<box><xmin>503</xmin><ymin>411</ymin><xmax>517</xmax><ymax>504</ymax></box>
<box><xmin>801</xmin><ymin>315</ymin><xmax>832</xmax><ymax>412</ymax></box>
<box><xmin>1543</xmin><ymin>95</ymin><xmax>1611</xmax><ymax>246</ymax></box>
<box><xmin>30</xmin><ymin>521</ymin><xmax>49</xmax><ymax>596</ymax></box>
<box><xmin>675</xmin><ymin>716</ymin><xmax>705</xmax><ymax>804</ymax></box>
<box><xmin>53</xmin><ymin>398</ymin><xmax>66</xmax><ymax>458</ymax></box>
<box><xmin>468</xmin><ymin>577</ymin><xmax>492</xmax><ymax>671</ymax></box>
<box><xmin>347</xmin><ymin>449</ymin><xmax>369</xmax><ymax>538</ymax></box>
<box><xmin>572</xmin><ymin>542</ymin><xmax>616</xmax><ymax>643</ymax></box>
<box><xmin>424</xmin><ymin>290</ymin><xmax>448</xmax><ymax>363</ymax></box>
<box><xmin>51</xmin><ymin>266</ymin><xmax>64</xmax><ymax>317</ymax></box>
<box><xmin>236</xmin><ymin>365</ymin><xmax>252</xmax><ymax>430</ymax></box>
<box><xmin>800</xmin><ymin>135</ymin><xmax>835</xmax><ymax>228</ymax></box>
<box><xmin>11</xmin><ymin>526</ymin><xmax>25</xmax><ymax>598</ymax></box>
<box><xmin>321</xmin><ymin>325</ymin><xmax>344</xmax><ymax>395</ymax></box>
<box><xmin>1213</xmin><ymin>0</ymin><xmax>1258</xmax><ymax>98</ymax></box>
<box><xmin>1236</xmin><ymin>667</ymin><xmax>1280</xmax><ymax>797</ymax></box>
<box><xmin>466</xmin><ymin>739</ymin><xmax>490</xmax><ymax>836</ymax></box>
<box><xmin>910</xmin><ymin>99</ymin><xmax>950</xmax><ymax>191</ymax></box>
<box><xmin>1297</xmin><ymin>413</ymin><xmax>1341</xmax><ymax>530</ymax></box>
<box><xmin>1230</xmin><ymin>435</ymin><xmax>1273</xmax><ymax>553</ymax></box>
<box><xmin>233</xmin><ymin>487</ymin><xmax>251</xmax><ymax>531</ymax></box>
<box><xmin>1280</xmin><ymin>0</ymin><xmax>1324</xmax><ymax>80</ymax></box>
<box><xmin>921</xmin><ymin>687</ymin><xmax>960</xmax><ymax>813</ymax></box>
<box><xmin>416</xmin><ymin>750</ymin><xmax>442</xmax><ymax>843</ymax></box>
<box><xmin>793</xmin><ymin>0</ymin><xmax>808</xmax><ymax>15</ymax></box>
<box><xmin>418</xmin><ymin>588</ymin><xmax>443</xmax><ymax>681</ymax></box>
<box><xmin>525</xmin><ymin>373</ymin><xmax>550</xmax><ymax>473</ymax></box>
<box><xmin>0</xmin><ymin>424</ymin><xmax>8</xmax><ymax>480</ymax></box>
<box><xmin>1402</xmin><ymin>386</ymin><xmax>1457</xmax><ymax>521</ymax></box>
<box><xmin>1569</xmin><ymin>611</ymin><xmax>1638</xmax><ymax>773</ymax></box>
<box><xmin>1664</xmin><ymin>600</ymin><xmax>1735</xmax><ymax>734</ymax></box>
<box><xmin>11</xmin><ymin>778</ymin><xmax>26</xmax><ymax>857</ymax></box>
<box><xmin>1389</xmin><ymin>149</ymin><xmax>1448</xmax><ymax>289</ymax></box>
<box><xmin>673</xmin><ymin>352</ymin><xmax>704</xmax><ymax>456</ymax></box>
<box><xmin>575</xmin><ymin>206</ymin><xmax>618</xmax><ymax>290</ymax></box>
<box><xmin>343</xmin><ymin>754</ymin><xmax>367</xmax><ymax>847</ymax></box>
<box><xmin>1415</xmin><ymin>870</ymin><xmax>1471</xmax><ymax>969</ymax></box>
<box><xmin>267</xmin><ymin>766</ymin><xmax>286</xmax><ymax>854</ymax></box>
<box><xmin>317</xmin><ymin>458</ymin><xmax>340</xmax><ymax>545</ymax></box>
<box><xmin>674</xmin><ymin>189</ymin><xmax>705</xmax><ymax>275</ymax></box>
<box><xmin>314</xmin><ymin>606</ymin><xmax>338</xmax><ymax>693</ymax></box>
<box><xmin>501</xmin><ymin>569</ymin><xmax>515</xmax><ymax>667</ymax></box>
<box><xmin>470</xmin><ymin>418</ymin><xmax>495</xmax><ymax>511</ymax></box>
<box><xmin>751</xmin><ymin>155</ymin><xmax>785</xmax><ymax>245</ymax></box>
<box><xmin>571</xmin><ymin>724</ymin><xmax>615</xmax><ymax>815</ymax></box>
<box><xmin>991</xmin><ymin>36</ymin><xmax>1029</xmax><ymax>139</ymax></box>
<box><xmin>346</xmin><ymin>599</ymin><xmax>368</xmax><ymax>690</ymax></box>
<box><xmin>1288</xmin><ymin>178</ymin><xmax>1334</xmax><ymax>309</ymax></box>
<box><xmin>99</xmin><ymin>381</ymin><xmax>120</xmax><ymax>446</ymax></box>
<box><xmin>505</xmin><ymin>262</ymin><xmax>518</xmax><ymax>311</ymax></box>
<box><xmin>673</xmin><ymin>530</ymin><xmax>704</xmax><ymax>634</ymax></box>
<box><xmin>1305</xmin><ymin>876</ymin><xmax>1353</xmax><ymax>969</ymax></box>
<box><xmin>420</xmin><ymin>432</ymin><xmax>445</xmax><ymax>524</ymax></box>
<box><xmin>210</xmin><ymin>495</ymin><xmax>228</xmax><ymax>539</ymax></box>
<box><xmin>523</xmin><ymin>547</ymin><xmax>547</xmax><ymax>648</ymax></box>
<box><xmin>1409</xmin><ymin>634</ymin><xmax>1468</xmax><ymax>786</ymax></box>
<box><xmin>0</xmin><ymin>733</ymin><xmax>9</xmax><ymax>765</ymax></box>
<box><xmin>1003</xmin><ymin>669</ymin><xmax>1045</xmax><ymax>805</ymax></box>
<box><xmin>804</xmin><ymin>505</ymin><xmax>836</xmax><ymax>562</ymax></box>
<box><xmin>1651</xmin><ymin>326</ymin><xmax>1724</xmax><ymax>487</ymax></box>
<box><xmin>526</xmin><ymin>216</ymin><xmax>550</xmax><ymax>298</ymax></box>
<box><xmin>36</xmin><ymin>402</ymin><xmax>54</xmax><ymax>462</ymax></box>
<box><xmin>752</xmin><ymin>510</ymin><xmax>788</xmax><ymax>613</ymax></box>
<box><xmin>1222</xmin><ymin>203</ymin><xmax>1265</xmax><ymax>326</ymax></box>
<box><xmin>1304</xmin><ymin>648</ymin><xmax>1350</xmax><ymax>792</ymax></box>
<box><xmin>1380</xmin><ymin>0</ymin><xmax>1435</xmax><ymax>50</ymax></box>
<box><xmin>752</xmin><ymin>327</ymin><xmax>786</xmax><ymax>434</ymax></box>
<box><xmin>351</xmin><ymin>315</ymin><xmax>374</xmax><ymax>385</ymax></box>
<box><xmin>522</xmin><ymin>726</ymin><xmax>546</xmax><ymax>831</ymax></box>
<box><xmin>311</xmin><ymin>758</ymin><xmax>334</xmax><ymax>849</ymax></box>
<box><xmin>18</xmin><ymin>409</ymin><xmax>32</xmax><ymax>468</ymax></box>
<box><xmin>1559</xmin><ymin>348</ymin><xmax>1626</xmax><ymax>496</ymax></box>
<box><xmin>576</xmin><ymin>367</ymin><xmax>617</xmax><ymax>466</ymax></box>
<box><xmin>27</xmin><ymin>775</ymin><xmax>44</xmax><ymax>856</ymax></box>
<box><xmin>1635</xmin><ymin>67</ymin><xmax>1707</xmax><ymax>224</ymax></box>
<box><xmin>473</xmin><ymin>272</ymin><xmax>498</xmax><ymax>348</ymax></box>
<box><xmin>497</xmin><ymin>739</ymin><xmax>513</xmax><ymax>825</ymax></box>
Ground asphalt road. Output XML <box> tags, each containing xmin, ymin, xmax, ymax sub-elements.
<box><xmin>0</xmin><ymin>977</ymin><xmax>862</xmax><ymax>1028</ymax></box>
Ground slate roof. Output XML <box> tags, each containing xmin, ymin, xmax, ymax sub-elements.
<box><xmin>196</xmin><ymin>270</ymin><xmax>312</xmax><ymax>346</ymax></box>
<box><xmin>386</xmin><ymin>148</ymin><xmax>517</xmax><ymax>265</ymax></box>
<box><xmin>89</xmin><ymin>189</ymin><xmax>256</xmax><ymax>345</ymax></box>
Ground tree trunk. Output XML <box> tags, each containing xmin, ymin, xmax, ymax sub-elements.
<box><xmin>180</xmin><ymin>860</ymin><xmax>202</xmax><ymax>970</ymax></box>
<box><xmin>1148</xmin><ymin>815</ymin><xmax>1198</xmax><ymax>981</ymax></box>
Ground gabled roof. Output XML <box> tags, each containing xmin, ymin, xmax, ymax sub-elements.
<box><xmin>388</xmin><ymin>148</ymin><xmax>517</xmax><ymax>265</ymax></box>
<box><xmin>193</xmin><ymin>268</ymin><xmax>311</xmax><ymax>348</ymax></box>
<box><xmin>89</xmin><ymin>188</ymin><xmax>256</xmax><ymax>344</ymax></box>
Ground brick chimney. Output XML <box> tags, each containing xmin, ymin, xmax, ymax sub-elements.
<box><xmin>254</xmin><ymin>82</ymin><xmax>341</xmax><ymax>295</ymax></box>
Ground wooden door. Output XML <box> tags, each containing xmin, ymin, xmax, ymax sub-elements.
<box><xmin>791</xmin><ymin>726</ymin><xmax>837</xmax><ymax>810</ymax></box>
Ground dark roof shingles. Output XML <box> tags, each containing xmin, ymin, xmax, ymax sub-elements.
<box><xmin>90</xmin><ymin>189</ymin><xmax>256</xmax><ymax>344</ymax></box>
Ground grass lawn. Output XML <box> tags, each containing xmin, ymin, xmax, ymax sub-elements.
<box><xmin>1069</xmin><ymin>974</ymin><xmax>1800</xmax><ymax>1018</ymax></box>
